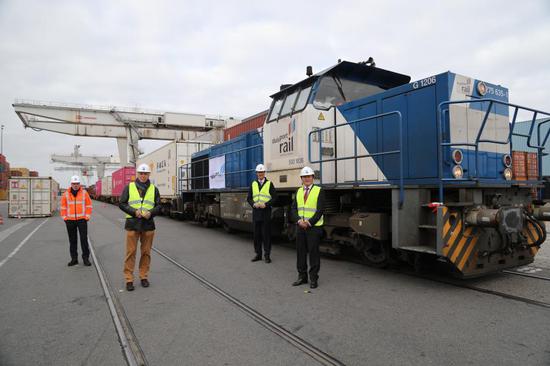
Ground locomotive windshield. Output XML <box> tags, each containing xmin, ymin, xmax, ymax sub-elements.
<box><xmin>313</xmin><ymin>75</ymin><xmax>385</xmax><ymax>109</ymax></box>
<box><xmin>268</xmin><ymin>85</ymin><xmax>312</xmax><ymax>122</ymax></box>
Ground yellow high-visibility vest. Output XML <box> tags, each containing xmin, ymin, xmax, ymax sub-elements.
<box><xmin>126</xmin><ymin>182</ymin><xmax>156</xmax><ymax>218</ymax></box>
<box><xmin>296</xmin><ymin>185</ymin><xmax>323</xmax><ymax>226</ymax></box>
<box><xmin>252</xmin><ymin>180</ymin><xmax>272</xmax><ymax>204</ymax></box>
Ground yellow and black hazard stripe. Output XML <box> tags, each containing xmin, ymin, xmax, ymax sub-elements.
<box><xmin>523</xmin><ymin>220</ymin><xmax>542</xmax><ymax>257</ymax></box>
<box><xmin>440</xmin><ymin>207</ymin><xmax>480</xmax><ymax>272</ymax></box>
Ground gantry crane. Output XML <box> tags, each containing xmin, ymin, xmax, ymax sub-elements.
<box><xmin>51</xmin><ymin>145</ymin><xmax>119</xmax><ymax>179</ymax></box>
<box><xmin>13</xmin><ymin>100</ymin><xmax>237</xmax><ymax>165</ymax></box>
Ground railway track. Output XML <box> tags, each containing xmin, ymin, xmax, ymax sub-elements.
<box><xmin>91</xmin><ymin>211</ymin><xmax>346</xmax><ymax>366</ymax></box>
<box><xmin>88</xmin><ymin>236</ymin><xmax>149</xmax><ymax>366</ymax></box>
<box><xmin>152</xmin><ymin>247</ymin><xmax>346</xmax><ymax>366</ymax></box>
<box><xmin>502</xmin><ymin>268</ymin><xmax>550</xmax><ymax>282</ymax></box>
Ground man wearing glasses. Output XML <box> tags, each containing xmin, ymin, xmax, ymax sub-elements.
<box><xmin>119</xmin><ymin>164</ymin><xmax>161</xmax><ymax>292</ymax></box>
<box><xmin>60</xmin><ymin>175</ymin><xmax>93</xmax><ymax>266</ymax></box>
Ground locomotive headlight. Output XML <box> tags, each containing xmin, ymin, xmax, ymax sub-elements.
<box><xmin>503</xmin><ymin>167</ymin><xmax>513</xmax><ymax>180</ymax></box>
<box><xmin>502</xmin><ymin>154</ymin><xmax>512</xmax><ymax>167</ymax></box>
<box><xmin>452</xmin><ymin>149</ymin><xmax>463</xmax><ymax>164</ymax></box>
<box><xmin>452</xmin><ymin>165</ymin><xmax>464</xmax><ymax>179</ymax></box>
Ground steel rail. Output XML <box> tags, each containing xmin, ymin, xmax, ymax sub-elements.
<box><xmin>153</xmin><ymin>247</ymin><xmax>346</xmax><ymax>366</ymax></box>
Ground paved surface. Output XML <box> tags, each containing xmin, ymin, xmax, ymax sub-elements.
<box><xmin>1</xmin><ymin>200</ymin><xmax>550</xmax><ymax>365</ymax></box>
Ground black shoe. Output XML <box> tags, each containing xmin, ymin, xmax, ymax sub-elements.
<box><xmin>251</xmin><ymin>255</ymin><xmax>262</xmax><ymax>262</ymax></box>
<box><xmin>264</xmin><ymin>256</ymin><xmax>271</xmax><ymax>263</ymax></box>
<box><xmin>141</xmin><ymin>279</ymin><xmax>150</xmax><ymax>288</ymax></box>
<box><xmin>83</xmin><ymin>258</ymin><xmax>92</xmax><ymax>266</ymax></box>
<box><xmin>292</xmin><ymin>278</ymin><xmax>308</xmax><ymax>286</ymax></box>
<box><xmin>67</xmin><ymin>259</ymin><xmax>78</xmax><ymax>266</ymax></box>
<box><xmin>310</xmin><ymin>281</ymin><xmax>318</xmax><ymax>289</ymax></box>
<box><xmin>126</xmin><ymin>282</ymin><xmax>134</xmax><ymax>291</ymax></box>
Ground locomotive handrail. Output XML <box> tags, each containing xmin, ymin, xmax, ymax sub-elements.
<box><xmin>436</xmin><ymin>98</ymin><xmax>550</xmax><ymax>202</ymax></box>
<box><xmin>307</xmin><ymin>110</ymin><xmax>404</xmax><ymax>208</ymax></box>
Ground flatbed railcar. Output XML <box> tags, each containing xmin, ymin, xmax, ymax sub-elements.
<box><xmin>181</xmin><ymin>59</ymin><xmax>549</xmax><ymax>277</ymax></box>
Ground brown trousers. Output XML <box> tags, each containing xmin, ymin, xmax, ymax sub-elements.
<box><xmin>124</xmin><ymin>230</ymin><xmax>155</xmax><ymax>282</ymax></box>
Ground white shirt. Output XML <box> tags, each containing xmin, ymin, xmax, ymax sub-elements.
<box><xmin>258</xmin><ymin>178</ymin><xmax>266</xmax><ymax>185</ymax></box>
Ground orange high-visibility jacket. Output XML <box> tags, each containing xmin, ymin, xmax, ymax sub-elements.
<box><xmin>60</xmin><ymin>188</ymin><xmax>93</xmax><ymax>221</ymax></box>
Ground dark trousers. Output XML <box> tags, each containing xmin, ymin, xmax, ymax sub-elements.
<box><xmin>296</xmin><ymin>226</ymin><xmax>322</xmax><ymax>281</ymax></box>
<box><xmin>65</xmin><ymin>219</ymin><xmax>89</xmax><ymax>260</ymax></box>
<box><xmin>253</xmin><ymin>220</ymin><xmax>272</xmax><ymax>256</ymax></box>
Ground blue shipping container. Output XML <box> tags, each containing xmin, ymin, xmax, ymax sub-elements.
<box><xmin>209</xmin><ymin>131</ymin><xmax>263</xmax><ymax>188</ymax></box>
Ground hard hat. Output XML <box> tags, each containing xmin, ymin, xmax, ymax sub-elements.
<box><xmin>137</xmin><ymin>164</ymin><xmax>151</xmax><ymax>173</ymax></box>
<box><xmin>255</xmin><ymin>164</ymin><xmax>266</xmax><ymax>172</ymax></box>
<box><xmin>70</xmin><ymin>175</ymin><xmax>81</xmax><ymax>184</ymax></box>
<box><xmin>300</xmin><ymin>166</ymin><xmax>315</xmax><ymax>177</ymax></box>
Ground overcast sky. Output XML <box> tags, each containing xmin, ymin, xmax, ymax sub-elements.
<box><xmin>1</xmin><ymin>0</ymin><xmax>549</xmax><ymax>186</ymax></box>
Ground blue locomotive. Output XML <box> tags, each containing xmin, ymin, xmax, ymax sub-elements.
<box><xmin>181</xmin><ymin>59</ymin><xmax>550</xmax><ymax>277</ymax></box>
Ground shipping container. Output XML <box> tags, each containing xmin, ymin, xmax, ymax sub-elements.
<box><xmin>8</xmin><ymin>177</ymin><xmax>59</xmax><ymax>217</ymax></box>
<box><xmin>29</xmin><ymin>171</ymin><xmax>39</xmax><ymax>177</ymax></box>
<box><xmin>101</xmin><ymin>176</ymin><xmax>113</xmax><ymax>197</ymax></box>
<box><xmin>10</xmin><ymin>170</ymin><xmax>22</xmax><ymax>177</ymax></box>
<box><xmin>209</xmin><ymin>130</ymin><xmax>263</xmax><ymax>189</ymax></box>
<box><xmin>0</xmin><ymin>188</ymin><xmax>7</xmax><ymax>201</ymax></box>
<box><xmin>512</xmin><ymin>120</ymin><xmax>550</xmax><ymax>176</ymax></box>
<box><xmin>10</xmin><ymin>167</ymin><xmax>30</xmax><ymax>177</ymax></box>
<box><xmin>137</xmin><ymin>141</ymin><xmax>212</xmax><ymax>198</ymax></box>
<box><xmin>112</xmin><ymin>166</ymin><xmax>136</xmax><ymax>196</ymax></box>
<box><xmin>95</xmin><ymin>180</ymin><xmax>102</xmax><ymax>199</ymax></box>
<box><xmin>223</xmin><ymin>110</ymin><xmax>267</xmax><ymax>141</ymax></box>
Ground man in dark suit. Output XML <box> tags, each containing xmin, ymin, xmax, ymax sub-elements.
<box><xmin>247</xmin><ymin>164</ymin><xmax>277</xmax><ymax>263</ymax></box>
<box><xmin>290</xmin><ymin>166</ymin><xmax>325</xmax><ymax>289</ymax></box>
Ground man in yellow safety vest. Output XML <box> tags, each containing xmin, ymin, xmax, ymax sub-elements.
<box><xmin>247</xmin><ymin>164</ymin><xmax>277</xmax><ymax>263</ymax></box>
<box><xmin>119</xmin><ymin>163</ymin><xmax>161</xmax><ymax>292</ymax></box>
<box><xmin>290</xmin><ymin>166</ymin><xmax>325</xmax><ymax>289</ymax></box>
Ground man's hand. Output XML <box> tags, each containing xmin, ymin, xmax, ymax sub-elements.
<box><xmin>142</xmin><ymin>210</ymin><xmax>151</xmax><ymax>219</ymax></box>
<box><xmin>297</xmin><ymin>219</ymin><xmax>308</xmax><ymax>229</ymax></box>
<box><xmin>135</xmin><ymin>209</ymin><xmax>142</xmax><ymax>218</ymax></box>
<box><xmin>253</xmin><ymin>203</ymin><xmax>259</xmax><ymax>209</ymax></box>
<box><xmin>258</xmin><ymin>202</ymin><xmax>266</xmax><ymax>209</ymax></box>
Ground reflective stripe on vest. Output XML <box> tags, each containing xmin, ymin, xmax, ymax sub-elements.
<box><xmin>126</xmin><ymin>182</ymin><xmax>156</xmax><ymax>218</ymax></box>
<box><xmin>296</xmin><ymin>185</ymin><xmax>323</xmax><ymax>226</ymax></box>
<box><xmin>252</xmin><ymin>181</ymin><xmax>271</xmax><ymax>204</ymax></box>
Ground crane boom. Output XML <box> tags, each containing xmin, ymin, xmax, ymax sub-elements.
<box><xmin>13</xmin><ymin>100</ymin><xmax>237</xmax><ymax>165</ymax></box>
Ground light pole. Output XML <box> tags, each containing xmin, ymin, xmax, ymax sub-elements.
<box><xmin>0</xmin><ymin>125</ymin><xmax>3</xmax><ymax>155</ymax></box>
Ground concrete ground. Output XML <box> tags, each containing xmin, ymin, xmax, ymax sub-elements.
<box><xmin>1</xmin><ymin>200</ymin><xmax>550</xmax><ymax>366</ymax></box>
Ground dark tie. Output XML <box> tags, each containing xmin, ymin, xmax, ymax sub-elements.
<box><xmin>304</xmin><ymin>186</ymin><xmax>310</xmax><ymax>202</ymax></box>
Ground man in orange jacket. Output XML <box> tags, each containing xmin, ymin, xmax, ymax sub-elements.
<box><xmin>60</xmin><ymin>175</ymin><xmax>93</xmax><ymax>266</ymax></box>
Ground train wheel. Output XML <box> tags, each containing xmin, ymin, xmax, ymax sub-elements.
<box><xmin>359</xmin><ymin>236</ymin><xmax>390</xmax><ymax>268</ymax></box>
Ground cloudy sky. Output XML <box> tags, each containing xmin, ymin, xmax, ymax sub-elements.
<box><xmin>1</xmin><ymin>0</ymin><xmax>549</xmax><ymax>186</ymax></box>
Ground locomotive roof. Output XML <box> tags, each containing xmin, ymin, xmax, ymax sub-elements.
<box><xmin>270</xmin><ymin>60</ymin><xmax>411</xmax><ymax>98</ymax></box>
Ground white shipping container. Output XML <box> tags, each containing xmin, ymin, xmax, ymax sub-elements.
<box><xmin>8</xmin><ymin>177</ymin><xmax>60</xmax><ymax>218</ymax></box>
<box><xmin>137</xmin><ymin>141</ymin><xmax>212</xmax><ymax>198</ymax></box>
<box><xmin>101</xmin><ymin>176</ymin><xmax>112</xmax><ymax>196</ymax></box>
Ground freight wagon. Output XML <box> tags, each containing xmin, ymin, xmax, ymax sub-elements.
<box><xmin>137</xmin><ymin>140</ymin><xmax>213</xmax><ymax>216</ymax></box>
<box><xmin>180</xmin><ymin>59</ymin><xmax>550</xmax><ymax>278</ymax></box>
<box><xmin>8</xmin><ymin>177</ymin><xmax>59</xmax><ymax>217</ymax></box>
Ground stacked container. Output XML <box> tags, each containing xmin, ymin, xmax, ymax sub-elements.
<box><xmin>8</xmin><ymin>177</ymin><xmax>59</xmax><ymax>217</ymax></box>
<box><xmin>0</xmin><ymin>154</ymin><xmax>9</xmax><ymax>200</ymax></box>
<box><xmin>95</xmin><ymin>179</ymin><xmax>102</xmax><ymax>199</ymax></box>
<box><xmin>10</xmin><ymin>167</ymin><xmax>30</xmax><ymax>177</ymax></box>
<box><xmin>209</xmin><ymin>131</ymin><xmax>263</xmax><ymax>188</ymax></box>
<box><xmin>223</xmin><ymin>110</ymin><xmax>267</xmax><ymax>141</ymax></box>
<box><xmin>512</xmin><ymin>151</ymin><xmax>527</xmax><ymax>180</ymax></box>
<box><xmin>29</xmin><ymin>171</ymin><xmax>39</xmax><ymax>177</ymax></box>
<box><xmin>527</xmin><ymin>152</ymin><xmax>538</xmax><ymax>180</ymax></box>
<box><xmin>112</xmin><ymin>167</ymin><xmax>136</xmax><ymax>197</ymax></box>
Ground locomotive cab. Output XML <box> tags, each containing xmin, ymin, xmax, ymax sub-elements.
<box><xmin>263</xmin><ymin>61</ymin><xmax>410</xmax><ymax>188</ymax></box>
